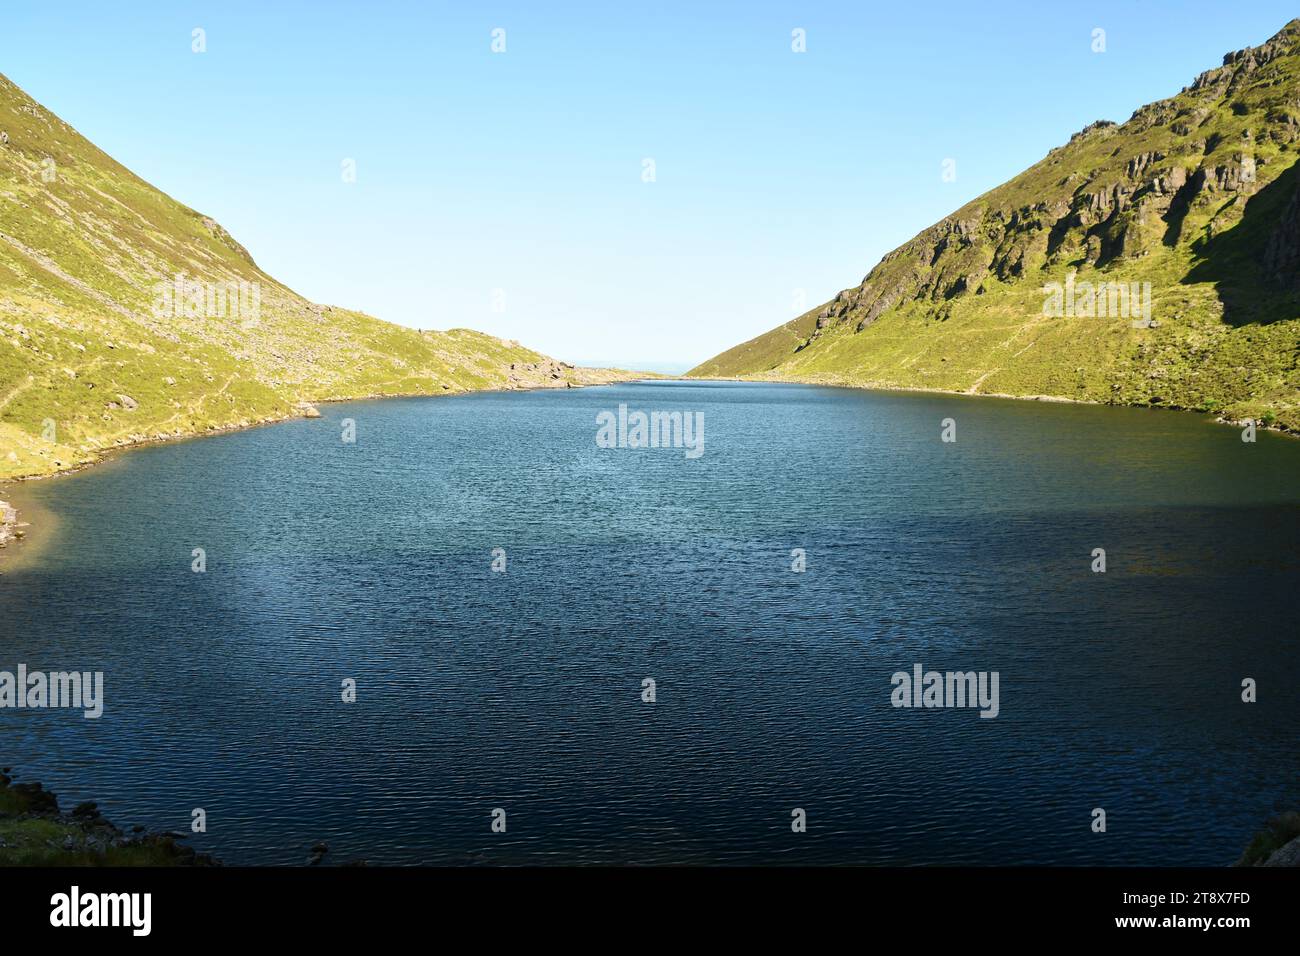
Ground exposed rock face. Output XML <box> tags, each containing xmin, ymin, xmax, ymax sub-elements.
<box><xmin>689</xmin><ymin>20</ymin><xmax>1300</xmax><ymax>432</ymax></box>
<box><xmin>1264</xmin><ymin>178</ymin><xmax>1300</xmax><ymax>287</ymax></box>
<box><xmin>503</xmin><ymin>359</ymin><xmax>584</xmax><ymax>390</ymax></box>
<box><xmin>1263</xmin><ymin>834</ymin><xmax>1300</xmax><ymax>866</ymax></box>
<box><xmin>1237</xmin><ymin>813</ymin><xmax>1300</xmax><ymax>866</ymax></box>
<box><xmin>0</xmin><ymin>498</ymin><xmax>19</xmax><ymax>550</ymax></box>
<box><xmin>785</xmin><ymin>22</ymin><xmax>1300</xmax><ymax>341</ymax></box>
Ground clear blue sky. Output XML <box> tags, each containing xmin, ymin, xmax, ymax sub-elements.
<box><xmin>2</xmin><ymin>2</ymin><xmax>1296</xmax><ymax>370</ymax></box>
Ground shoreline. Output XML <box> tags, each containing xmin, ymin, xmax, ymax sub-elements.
<box><xmin>0</xmin><ymin>768</ymin><xmax>218</xmax><ymax>866</ymax></box>
<box><xmin>0</xmin><ymin>372</ymin><xmax>645</xmax><ymax>568</ymax></box>
<box><xmin>684</xmin><ymin>374</ymin><xmax>1300</xmax><ymax>439</ymax></box>
<box><xmin>0</xmin><ymin>497</ymin><xmax>20</xmax><ymax>552</ymax></box>
<box><xmin>3</xmin><ymin>371</ymin><xmax>1295</xmax><ymax>570</ymax></box>
<box><xmin>0</xmin><ymin>483</ymin><xmax>58</xmax><ymax>573</ymax></box>
<box><xmin>2</xmin><ymin>368</ymin><xmax>647</xmax><ymax>484</ymax></box>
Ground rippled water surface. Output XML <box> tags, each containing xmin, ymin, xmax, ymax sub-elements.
<box><xmin>2</xmin><ymin>380</ymin><xmax>1298</xmax><ymax>864</ymax></box>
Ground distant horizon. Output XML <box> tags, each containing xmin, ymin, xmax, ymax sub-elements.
<box><xmin>569</xmin><ymin>358</ymin><xmax>694</xmax><ymax>375</ymax></box>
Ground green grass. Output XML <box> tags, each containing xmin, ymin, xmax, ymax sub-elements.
<box><xmin>0</xmin><ymin>817</ymin><xmax>195</xmax><ymax>867</ymax></box>
<box><xmin>0</xmin><ymin>775</ymin><xmax>204</xmax><ymax>866</ymax></box>
<box><xmin>689</xmin><ymin>20</ymin><xmax>1300</xmax><ymax>433</ymax></box>
<box><xmin>0</xmin><ymin>72</ymin><xmax>631</xmax><ymax>481</ymax></box>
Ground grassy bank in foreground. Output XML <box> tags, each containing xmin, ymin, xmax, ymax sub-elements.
<box><xmin>0</xmin><ymin>770</ymin><xmax>215</xmax><ymax>866</ymax></box>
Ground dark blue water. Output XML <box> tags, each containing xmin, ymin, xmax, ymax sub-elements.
<box><xmin>2</xmin><ymin>380</ymin><xmax>1298</xmax><ymax>865</ymax></box>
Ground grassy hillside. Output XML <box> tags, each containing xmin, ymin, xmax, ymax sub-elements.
<box><xmin>0</xmin><ymin>72</ymin><xmax>632</xmax><ymax>482</ymax></box>
<box><xmin>690</xmin><ymin>20</ymin><xmax>1300</xmax><ymax>432</ymax></box>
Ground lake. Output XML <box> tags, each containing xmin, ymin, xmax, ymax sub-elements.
<box><xmin>2</xmin><ymin>380</ymin><xmax>1298</xmax><ymax>865</ymax></box>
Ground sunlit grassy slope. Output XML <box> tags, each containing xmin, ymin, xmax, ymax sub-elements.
<box><xmin>0</xmin><ymin>72</ymin><xmax>631</xmax><ymax>481</ymax></box>
<box><xmin>690</xmin><ymin>21</ymin><xmax>1300</xmax><ymax>432</ymax></box>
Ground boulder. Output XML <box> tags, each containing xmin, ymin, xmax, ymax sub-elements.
<box><xmin>1263</xmin><ymin>834</ymin><xmax>1300</xmax><ymax>866</ymax></box>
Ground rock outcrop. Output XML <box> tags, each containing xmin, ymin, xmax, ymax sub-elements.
<box><xmin>0</xmin><ymin>498</ymin><xmax>20</xmax><ymax>551</ymax></box>
<box><xmin>1235</xmin><ymin>811</ymin><xmax>1300</xmax><ymax>866</ymax></box>
<box><xmin>0</xmin><ymin>769</ymin><xmax>218</xmax><ymax>865</ymax></box>
<box><xmin>1264</xmin><ymin>176</ymin><xmax>1300</xmax><ymax>287</ymax></box>
<box><xmin>1261</xmin><ymin>834</ymin><xmax>1300</xmax><ymax>866</ymax></box>
<box><xmin>689</xmin><ymin>19</ymin><xmax>1300</xmax><ymax>433</ymax></box>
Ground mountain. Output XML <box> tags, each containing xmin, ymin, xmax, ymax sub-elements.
<box><xmin>0</xmin><ymin>74</ymin><xmax>633</xmax><ymax>482</ymax></box>
<box><xmin>690</xmin><ymin>20</ymin><xmax>1300</xmax><ymax>432</ymax></box>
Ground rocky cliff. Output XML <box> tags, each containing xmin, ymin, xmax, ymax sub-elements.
<box><xmin>691</xmin><ymin>20</ymin><xmax>1300</xmax><ymax>432</ymax></box>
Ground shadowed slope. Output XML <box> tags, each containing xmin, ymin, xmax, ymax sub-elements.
<box><xmin>690</xmin><ymin>21</ymin><xmax>1300</xmax><ymax>431</ymax></box>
